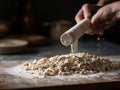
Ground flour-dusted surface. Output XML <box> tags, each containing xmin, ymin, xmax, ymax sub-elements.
<box><xmin>0</xmin><ymin>40</ymin><xmax>120</xmax><ymax>89</ymax></box>
<box><xmin>0</xmin><ymin>58</ymin><xmax>120</xmax><ymax>89</ymax></box>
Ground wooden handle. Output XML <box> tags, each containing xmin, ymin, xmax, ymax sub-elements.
<box><xmin>60</xmin><ymin>19</ymin><xmax>91</xmax><ymax>46</ymax></box>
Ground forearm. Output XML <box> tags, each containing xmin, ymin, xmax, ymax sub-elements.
<box><xmin>97</xmin><ymin>0</ymin><xmax>119</xmax><ymax>6</ymax></box>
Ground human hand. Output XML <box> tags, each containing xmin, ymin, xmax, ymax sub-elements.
<box><xmin>90</xmin><ymin>1</ymin><xmax>120</xmax><ymax>35</ymax></box>
<box><xmin>75</xmin><ymin>4</ymin><xmax>101</xmax><ymax>35</ymax></box>
<box><xmin>75</xmin><ymin>4</ymin><xmax>100</xmax><ymax>23</ymax></box>
<box><xmin>75</xmin><ymin>2</ymin><xmax>120</xmax><ymax>35</ymax></box>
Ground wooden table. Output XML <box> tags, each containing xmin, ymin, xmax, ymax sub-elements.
<box><xmin>0</xmin><ymin>40</ymin><xmax>120</xmax><ymax>89</ymax></box>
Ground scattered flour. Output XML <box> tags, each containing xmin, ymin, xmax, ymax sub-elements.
<box><xmin>22</xmin><ymin>53</ymin><xmax>120</xmax><ymax>76</ymax></box>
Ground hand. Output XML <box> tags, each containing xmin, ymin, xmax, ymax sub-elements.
<box><xmin>91</xmin><ymin>2</ymin><xmax>120</xmax><ymax>35</ymax></box>
<box><xmin>75</xmin><ymin>4</ymin><xmax>101</xmax><ymax>35</ymax></box>
<box><xmin>97</xmin><ymin>0</ymin><xmax>119</xmax><ymax>6</ymax></box>
<box><xmin>75</xmin><ymin>4</ymin><xmax>100</xmax><ymax>23</ymax></box>
<box><xmin>75</xmin><ymin>2</ymin><xmax>120</xmax><ymax>35</ymax></box>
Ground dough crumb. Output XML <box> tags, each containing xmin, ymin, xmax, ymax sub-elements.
<box><xmin>23</xmin><ymin>53</ymin><xmax>120</xmax><ymax>76</ymax></box>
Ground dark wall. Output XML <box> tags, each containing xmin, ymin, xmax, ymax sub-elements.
<box><xmin>0</xmin><ymin>0</ymin><xmax>98</xmax><ymax>21</ymax></box>
<box><xmin>0</xmin><ymin>0</ymin><xmax>14</xmax><ymax>20</ymax></box>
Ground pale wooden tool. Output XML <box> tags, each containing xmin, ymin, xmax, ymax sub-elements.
<box><xmin>60</xmin><ymin>19</ymin><xmax>91</xmax><ymax>46</ymax></box>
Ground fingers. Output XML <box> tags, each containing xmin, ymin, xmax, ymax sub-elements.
<box><xmin>75</xmin><ymin>9</ymin><xmax>84</xmax><ymax>23</ymax></box>
<box><xmin>82</xmin><ymin>4</ymin><xmax>92</xmax><ymax>19</ymax></box>
<box><xmin>90</xmin><ymin>5</ymin><xmax>116</xmax><ymax>34</ymax></box>
<box><xmin>75</xmin><ymin>4</ymin><xmax>94</xmax><ymax>23</ymax></box>
<box><xmin>75</xmin><ymin>2</ymin><xmax>119</xmax><ymax>35</ymax></box>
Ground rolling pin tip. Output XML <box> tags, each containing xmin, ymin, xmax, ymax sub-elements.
<box><xmin>60</xmin><ymin>33</ymin><xmax>73</xmax><ymax>46</ymax></box>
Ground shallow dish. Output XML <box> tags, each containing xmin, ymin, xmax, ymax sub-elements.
<box><xmin>0</xmin><ymin>39</ymin><xmax>28</xmax><ymax>54</ymax></box>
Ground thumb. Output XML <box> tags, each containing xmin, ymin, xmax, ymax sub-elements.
<box><xmin>82</xmin><ymin>4</ymin><xmax>92</xmax><ymax>19</ymax></box>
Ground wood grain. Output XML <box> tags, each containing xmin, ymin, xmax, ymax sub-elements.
<box><xmin>0</xmin><ymin>60</ymin><xmax>120</xmax><ymax>90</ymax></box>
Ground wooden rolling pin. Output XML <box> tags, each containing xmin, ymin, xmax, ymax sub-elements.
<box><xmin>60</xmin><ymin>19</ymin><xmax>91</xmax><ymax>46</ymax></box>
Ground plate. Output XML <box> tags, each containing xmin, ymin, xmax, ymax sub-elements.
<box><xmin>6</xmin><ymin>34</ymin><xmax>46</xmax><ymax>46</ymax></box>
<box><xmin>0</xmin><ymin>39</ymin><xmax>28</xmax><ymax>54</ymax></box>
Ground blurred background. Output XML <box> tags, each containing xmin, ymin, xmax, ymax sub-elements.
<box><xmin>0</xmin><ymin>0</ymin><xmax>120</xmax><ymax>46</ymax></box>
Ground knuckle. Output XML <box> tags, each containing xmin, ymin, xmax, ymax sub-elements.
<box><xmin>82</xmin><ymin>3</ymin><xmax>90</xmax><ymax>9</ymax></box>
<box><xmin>75</xmin><ymin>15</ymin><xmax>78</xmax><ymax>21</ymax></box>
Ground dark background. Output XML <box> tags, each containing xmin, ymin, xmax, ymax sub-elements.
<box><xmin>0</xmin><ymin>0</ymin><xmax>120</xmax><ymax>44</ymax></box>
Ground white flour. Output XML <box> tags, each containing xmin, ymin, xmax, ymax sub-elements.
<box><xmin>0</xmin><ymin>60</ymin><xmax>120</xmax><ymax>89</ymax></box>
<box><xmin>5</xmin><ymin>64</ymin><xmax>120</xmax><ymax>80</ymax></box>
